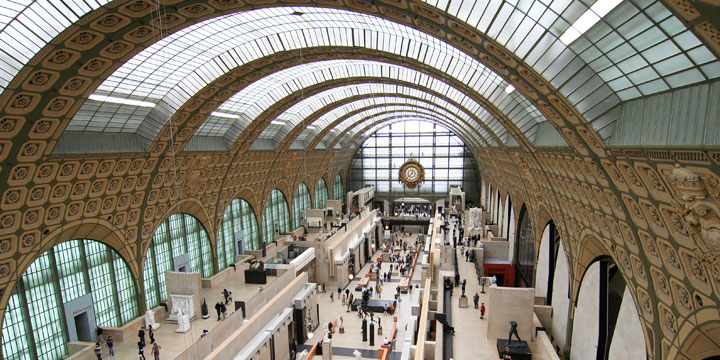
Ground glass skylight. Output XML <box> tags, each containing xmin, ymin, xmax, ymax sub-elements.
<box><xmin>248</xmin><ymin>83</ymin><xmax>495</xmax><ymax>149</ymax></box>
<box><xmin>316</xmin><ymin>109</ymin><xmax>488</xmax><ymax>149</ymax></box>
<box><xmin>65</xmin><ymin>7</ymin><xmax>542</xmax><ymax>150</ymax></box>
<box><xmin>203</xmin><ymin>59</ymin><xmax>518</xmax><ymax>147</ymax></box>
<box><xmin>317</xmin><ymin>109</ymin><xmax>488</xmax><ymax>149</ymax></box>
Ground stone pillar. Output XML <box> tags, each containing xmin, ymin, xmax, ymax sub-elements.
<box><xmin>322</xmin><ymin>338</ymin><xmax>332</xmax><ymax>360</ymax></box>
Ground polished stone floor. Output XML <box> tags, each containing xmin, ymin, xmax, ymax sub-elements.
<box><xmin>96</xmin><ymin>270</ymin><xmax>275</xmax><ymax>359</ymax></box>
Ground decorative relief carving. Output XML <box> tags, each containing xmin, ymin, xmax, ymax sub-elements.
<box><xmin>667</xmin><ymin>165</ymin><xmax>720</xmax><ymax>284</ymax></box>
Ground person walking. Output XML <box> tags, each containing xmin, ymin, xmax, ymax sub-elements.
<box><xmin>138</xmin><ymin>341</ymin><xmax>146</xmax><ymax>360</ymax></box>
<box><xmin>215</xmin><ymin>301</ymin><xmax>222</xmax><ymax>321</ymax></box>
<box><xmin>152</xmin><ymin>343</ymin><xmax>161</xmax><ymax>360</ymax></box>
<box><xmin>106</xmin><ymin>336</ymin><xmax>114</xmax><ymax>356</ymax></box>
<box><xmin>480</xmin><ymin>302</ymin><xmax>486</xmax><ymax>319</ymax></box>
<box><xmin>473</xmin><ymin>293</ymin><xmax>479</xmax><ymax>309</ymax></box>
<box><xmin>342</xmin><ymin>294</ymin><xmax>346</xmax><ymax>305</ymax></box>
<box><xmin>330</xmin><ymin>292</ymin><xmax>334</xmax><ymax>302</ymax></box>
<box><xmin>94</xmin><ymin>342</ymin><xmax>102</xmax><ymax>360</ymax></box>
<box><xmin>228</xmin><ymin>291</ymin><xmax>233</xmax><ymax>304</ymax></box>
<box><xmin>220</xmin><ymin>302</ymin><xmax>227</xmax><ymax>319</ymax></box>
<box><xmin>148</xmin><ymin>325</ymin><xmax>155</xmax><ymax>344</ymax></box>
<box><xmin>138</xmin><ymin>326</ymin><xmax>146</xmax><ymax>347</ymax></box>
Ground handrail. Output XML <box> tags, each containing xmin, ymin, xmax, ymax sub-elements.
<box><xmin>414</xmin><ymin>278</ymin><xmax>432</xmax><ymax>360</ymax></box>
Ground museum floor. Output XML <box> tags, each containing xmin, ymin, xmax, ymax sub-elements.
<box><xmin>96</xmin><ymin>272</ymin><xmax>275</xmax><ymax>359</ymax></box>
<box><xmin>95</xmin><ymin>232</ymin><xmax>554</xmax><ymax>359</ymax></box>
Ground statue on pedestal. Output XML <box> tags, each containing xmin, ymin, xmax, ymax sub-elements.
<box><xmin>353</xmin><ymin>349</ymin><xmax>362</xmax><ymax>359</ymax></box>
<box><xmin>145</xmin><ymin>310</ymin><xmax>160</xmax><ymax>330</ymax></box>
<box><xmin>176</xmin><ymin>309</ymin><xmax>191</xmax><ymax>333</ymax></box>
<box><xmin>505</xmin><ymin>320</ymin><xmax>521</xmax><ymax>347</ymax></box>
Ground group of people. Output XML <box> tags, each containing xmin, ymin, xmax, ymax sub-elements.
<box><xmin>137</xmin><ymin>326</ymin><xmax>161</xmax><ymax>360</ymax></box>
<box><xmin>214</xmin><ymin>288</ymin><xmax>233</xmax><ymax>320</ymax></box>
<box><xmin>93</xmin><ymin>327</ymin><xmax>114</xmax><ymax>359</ymax></box>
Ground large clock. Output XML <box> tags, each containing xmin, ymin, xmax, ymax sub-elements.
<box><xmin>399</xmin><ymin>158</ymin><xmax>425</xmax><ymax>189</ymax></box>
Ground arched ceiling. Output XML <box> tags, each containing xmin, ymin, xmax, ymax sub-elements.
<box><xmin>2</xmin><ymin>1</ymin><xmax>717</xmax><ymax>158</ymax></box>
<box><xmin>58</xmin><ymin>6</ymin><xmax>549</xmax><ymax>153</ymax></box>
<box><xmin>191</xmin><ymin>59</ymin><xmax>511</xmax><ymax>148</ymax></box>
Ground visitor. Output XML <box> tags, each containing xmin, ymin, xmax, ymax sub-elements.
<box><xmin>148</xmin><ymin>325</ymin><xmax>154</xmax><ymax>344</ymax></box>
<box><xmin>96</xmin><ymin>326</ymin><xmax>104</xmax><ymax>342</ymax></box>
<box><xmin>342</xmin><ymin>294</ymin><xmax>346</xmax><ymax>305</ymax></box>
<box><xmin>215</xmin><ymin>301</ymin><xmax>222</xmax><ymax>321</ymax></box>
<box><xmin>222</xmin><ymin>288</ymin><xmax>229</xmax><ymax>304</ymax></box>
<box><xmin>480</xmin><ymin>302</ymin><xmax>486</xmax><ymax>319</ymax></box>
<box><xmin>200</xmin><ymin>329</ymin><xmax>209</xmax><ymax>338</ymax></box>
<box><xmin>94</xmin><ymin>341</ymin><xmax>102</xmax><ymax>360</ymax></box>
<box><xmin>138</xmin><ymin>326</ymin><xmax>146</xmax><ymax>347</ymax></box>
<box><xmin>330</xmin><ymin>292</ymin><xmax>334</xmax><ymax>302</ymax></box>
<box><xmin>106</xmin><ymin>336</ymin><xmax>114</xmax><ymax>356</ymax></box>
<box><xmin>473</xmin><ymin>293</ymin><xmax>479</xmax><ymax>309</ymax></box>
<box><xmin>138</xmin><ymin>341</ymin><xmax>145</xmax><ymax>360</ymax></box>
<box><xmin>228</xmin><ymin>291</ymin><xmax>233</xmax><ymax>304</ymax></box>
<box><xmin>152</xmin><ymin>343</ymin><xmax>161</xmax><ymax>360</ymax></box>
<box><xmin>221</xmin><ymin>302</ymin><xmax>227</xmax><ymax>319</ymax></box>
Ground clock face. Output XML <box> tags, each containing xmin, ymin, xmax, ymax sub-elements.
<box><xmin>398</xmin><ymin>159</ymin><xmax>425</xmax><ymax>189</ymax></box>
<box><xmin>405</xmin><ymin>167</ymin><xmax>419</xmax><ymax>181</ymax></box>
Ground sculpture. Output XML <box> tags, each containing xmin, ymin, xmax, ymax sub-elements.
<box><xmin>167</xmin><ymin>294</ymin><xmax>195</xmax><ymax>323</ymax></box>
<box><xmin>353</xmin><ymin>349</ymin><xmax>362</xmax><ymax>359</ymax></box>
<box><xmin>201</xmin><ymin>298</ymin><xmax>209</xmax><ymax>319</ymax></box>
<box><xmin>145</xmin><ymin>310</ymin><xmax>160</xmax><ymax>330</ymax></box>
<box><xmin>298</xmin><ymin>349</ymin><xmax>309</xmax><ymax>360</ymax></box>
<box><xmin>505</xmin><ymin>320</ymin><xmax>521</xmax><ymax>347</ymax></box>
<box><xmin>176</xmin><ymin>309</ymin><xmax>191</xmax><ymax>333</ymax></box>
<box><xmin>669</xmin><ymin>165</ymin><xmax>720</xmax><ymax>282</ymax></box>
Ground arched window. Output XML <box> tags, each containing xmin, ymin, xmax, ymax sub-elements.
<box><xmin>2</xmin><ymin>240</ymin><xmax>138</xmax><ymax>360</ymax></box>
<box><xmin>515</xmin><ymin>205</ymin><xmax>534</xmax><ymax>287</ymax></box>
<box><xmin>143</xmin><ymin>213</ymin><xmax>214</xmax><ymax>309</ymax></box>
<box><xmin>262</xmin><ymin>190</ymin><xmax>290</xmax><ymax>245</ymax></box>
<box><xmin>333</xmin><ymin>174</ymin><xmax>344</xmax><ymax>204</ymax></box>
<box><xmin>314</xmin><ymin>178</ymin><xmax>329</xmax><ymax>209</ymax></box>
<box><xmin>293</xmin><ymin>183</ymin><xmax>312</xmax><ymax>229</ymax></box>
<box><xmin>218</xmin><ymin>199</ymin><xmax>260</xmax><ymax>269</ymax></box>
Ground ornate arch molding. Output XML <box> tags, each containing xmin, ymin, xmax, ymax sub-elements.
<box><xmin>140</xmin><ymin>197</ymin><xmax>214</xmax><ymax>263</ymax></box>
<box><xmin>276</xmin><ymin>79</ymin><xmax>502</xmax><ymax>150</ymax></box>
<box><xmin>673</xmin><ymin>313</ymin><xmax>720</xmax><ymax>360</ymax></box>
<box><xmin>0</xmin><ymin>218</ymin><xmax>141</xmax><ymax>332</ymax></box>
<box><xmin>214</xmin><ymin>187</ymin><xmax>260</xmax><ymax>231</ymax></box>
<box><xmin>0</xmin><ymin>0</ymin><xmax>605</xmax><ymax>169</ymax></box>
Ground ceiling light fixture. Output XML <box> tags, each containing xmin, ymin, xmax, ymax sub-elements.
<box><xmin>504</xmin><ymin>84</ymin><xmax>515</xmax><ymax>94</ymax></box>
<box><xmin>559</xmin><ymin>0</ymin><xmax>622</xmax><ymax>45</ymax></box>
<box><xmin>271</xmin><ymin>120</ymin><xmax>286</xmax><ymax>125</ymax></box>
<box><xmin>211</xmin><ymin>111</ymin><xmax>240</xmax><ymax>119</ymax></box>
<box><xmin>88</xmin><ymin>94</ymin><xmax>155</xmax><ymax>108</ymax></box>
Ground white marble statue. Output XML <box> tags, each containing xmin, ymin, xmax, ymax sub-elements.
<box><xmin>298</xmin><ymin>349</ymin><xmax>309</xmax><ymax>360</ymax></box>
<box><xmin>175</xmin><ymin>309</ymin><xmax>190</xmax><ymax>333</ymax></box>
<box><xmin>145</xmin><ymin>309</ymin><xmax>160</xmax><ymax>330</ymax></box>
<box><xmin>167</xmin><ymin>294</ymin><xmax>195</xmax><ymax>323</ymax></box>
<box><xmin>353</xmin><ymin>349</ymin><xmax>362</xmax><ymax>359</ymax></box>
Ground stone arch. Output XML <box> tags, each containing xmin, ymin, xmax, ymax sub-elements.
<box><xmin>8</xmin><ymin>219</ymin><xmax>140</xmax><ymax>316</ymax></box>
<box><xmin>673</xmin><ymin>308</ymin><xmax>720</xmax><ymax>359</ymax></box>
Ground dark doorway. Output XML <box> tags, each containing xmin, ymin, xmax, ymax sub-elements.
<box><xmin>74</xmin><ymin>312</ymin><xmax>92</xmax><ymax>342</ymax></box>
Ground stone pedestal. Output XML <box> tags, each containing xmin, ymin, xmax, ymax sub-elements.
<box><xmin>339</xmin><ymin>326</ymin><xmax>344</xmax><ymax>334</ymax></box>
<box><xmin>322</xmin><ymin>338</ymin><xmax>332</xmax><ymax>360</ymax></box>
<box><xmin>459</xmin><ymin>295</ymin><xmax>468</xmax><ymax>308</ymax></box>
